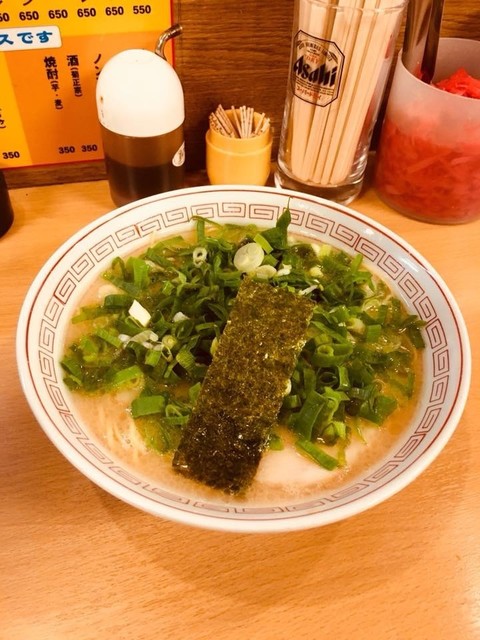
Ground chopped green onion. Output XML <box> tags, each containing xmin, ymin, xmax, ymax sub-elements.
<box><xmin>254</xmin><ymin>233</ymin><xmax>274</xmax><ymax>254</ymax></box>
<box><xmin>254</xmin><ymin>265</ymin><xmax>277</xmax><ymax>279</ymax></box>
<box><xmin>128</xmin><ymin>256</ymin><xmax>150</xmax><ymax>289</ymax></box>
<box><xmin>358</xmin><ymin>395</ymin><xmax>398</xmax><ymax>425</ymax></box>
<box><xmin>129</xmin><ymin>300</ymin><xmax>151</xmax><ymax>327</ymax></box>
<box><xmin>282</xmin><ymin>394</ymin><xmax>302</xmax><ymax>410</ymax></box>
<box><xmin>291</xmin><ymin>389</ymin><xmax>325</xmax><ymax>440</ymax></box>
<box><xmin>188</xmin><ymin>382</ymin><xmax>202</xmax><ymax>404</ymax></box>
<box><xmin>261</xmin><ymin>253</ymin><xmax>278</xmax><ymax>267</ymax></box>
<box><xmin>295</xmin><ymin>439</ymin><xmax>339</xmax><ymax>470</ymax></box>
<box><xmin>365</xmin><ymin>324</ymin><xmax>382</xmax><ymax>342</ymax></box>
<box><xmin>131</xmin><ymin>395</ymin><xmax>166</xmax><ymax>418</ymax></box>
<box><xmin>145</xmin><ymin>349</ymin><xmax>162</xmax><ymax>367</ymax></box>
<box><xmin>103</xmin><ymin>294</ymin><xmax>133</xmax><ymax>309</ymax></box>
<box><xmin>268</xmin><ymin>433</ymin><xmax>284</xmax><ymax>450</ymax></box>
<box><xmin>110</xmin><ymin>365</ymin><xmax>143</xmax><ymax>388</ymax></box>
<box><xmin>259</xmin><ymin>207</ymin><xmax>291</xmax><ymax>250</ymax></box>
<box><xmin>95</xmin><ymin>327</ymin><xmax>123</xmax><ymax>349</ymax></box>
<box><xmin>61</xmin><ymin>356</ymin><xmax>83</xmax><ymax>379</ymax></box>
<box><xmin>61</xmin><ymin>205</ymin><xmax>424</xmax><ymax>476</ymax></box>
<box><xmin>233</xmin><ymin>242</ymin><xmax>264</xmax><ymax>273</ymax></box>
<box><xmin>193</xmin><ymin>246</ymin><xmax>208</xmax><ymax>266</ymax></box>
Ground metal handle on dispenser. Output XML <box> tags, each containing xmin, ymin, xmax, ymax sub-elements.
<box><xmin>155</xmin><ymin>23</ymin><xmax>183</xmax><ymax>59</ymax></box>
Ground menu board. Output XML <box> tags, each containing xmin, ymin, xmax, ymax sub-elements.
<box><xmin>0</xmin><ymin>0</ymin><xmax>173</xmax><ymax>169</ymax></box>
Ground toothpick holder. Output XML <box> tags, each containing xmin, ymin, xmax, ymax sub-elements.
<box><xmin>206</xmin><ymin>110</ymin><xmax>272</xmax><ymax>186</ymax></box>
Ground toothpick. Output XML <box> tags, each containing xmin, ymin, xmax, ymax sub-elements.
<box><xmin>254</xmin><ymin>113</ymin><xmax>265</xmax><ymax>135</ymax></box>
<box><xmin>210</xmin><ymin>104</ymin><xmax>270</xmax><ymax>138</ymax></box>
<box><xmin>231</xmin><ymin>106</ymin><xmax>242</xmax><ymax>138</ymax></box>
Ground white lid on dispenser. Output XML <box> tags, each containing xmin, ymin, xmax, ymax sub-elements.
<box><xmin>96</xmin><ymin>48</ymin><xmax>184</xmax><ymax>137</ymax></box>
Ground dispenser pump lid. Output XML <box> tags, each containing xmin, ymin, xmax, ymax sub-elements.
<box><xmin>96</xmin><ymin>47</ymin><xmax>184</xmax><ymax>137</ymax></box>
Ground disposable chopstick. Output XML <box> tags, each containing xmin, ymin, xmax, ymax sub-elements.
<box><xmin>290</xmin><ymin>0</ymin><xmax>332</xmax><ymax>179</ymax></box>
<box><xmin>328</xmin><ymin>0</ymin><xmax>400</xmax><ymax>184</ymax></box>
<box><xmin>309</xmin><ymin>0</ymin><xmax>364</xmax><ymax>182</ymax></box>
<box><xmin>288</xmin><ymin>0</ymin><xmax>315</xmax><ymax>178</ymax></box>
<box><xmin>301</xmin><ymin>0</ymin><xmax>360</xmax><ymax>180</ymax></box>
<box><xmin>287</xmin><ymin>0</ymin><xmax>403</xmax><ymax>186</ymax></box>
<box><xmin>315</xmin><ymin>0</ymin><xmax>380</xmax><ymax>184</ymax></box>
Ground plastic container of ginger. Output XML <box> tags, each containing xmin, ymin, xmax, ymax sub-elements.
<box><xmin>374</xmin><ymin>38</ymin><xmax>480</xmax><ymax>224</ymax></box>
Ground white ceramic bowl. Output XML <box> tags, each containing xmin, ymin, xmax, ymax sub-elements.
<box><xmin>17</xmin><ymin>186</ymin><xmax>471</xmax><ymax>533</ymax></box>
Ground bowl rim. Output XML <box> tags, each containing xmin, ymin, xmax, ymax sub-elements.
<box><xmin>16</xmin><ymin>184</ymin><xmax>472</xmax><ymax>533</ymax></box>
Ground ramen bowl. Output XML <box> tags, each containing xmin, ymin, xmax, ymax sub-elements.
<box><xmin>16</xmin><ymin>186</ymin><xmax>471</xmax><ymax>533</ymax></box>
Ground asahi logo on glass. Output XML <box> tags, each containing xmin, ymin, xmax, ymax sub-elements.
<box><xmin>291</xmin><ymin>30</ymin><xmax>344</xmax><ymax>107</ymax></box>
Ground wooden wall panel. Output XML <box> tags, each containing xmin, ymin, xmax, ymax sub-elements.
<box><xmin>175</xmin><ymin>0</ymin><xmax>293</xmax><ymax>171</ymax></box>
<box><xmin>177</xmin><ymin>0</ymin><xmax>480</xmax><ymax>170</ymax></box>
<box><xmin>6</xmin><ymin>0</ymin><xmax>480</xmax><ymax>187</ymax></box>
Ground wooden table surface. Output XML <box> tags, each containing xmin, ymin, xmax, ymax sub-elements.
<box><xmin>2</xmin><ymin>175</ymin><xmax>479</xmax><ymax>640</ymax></box>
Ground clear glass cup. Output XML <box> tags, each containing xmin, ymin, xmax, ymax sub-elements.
<box><xmin>275</xmin><ymin>0</ymin><xmax>407</xmax><ymax>205</ymax></box>
<box><xmin>374</xmin><ymin>38</ymin><xmax>480</xmax><ymax>224</ymax></box>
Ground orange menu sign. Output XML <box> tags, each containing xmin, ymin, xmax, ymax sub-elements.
<box><xmin>0</xmin><ymin>0</ymin><xmax>173</xmax><ymax>169</ymax></box>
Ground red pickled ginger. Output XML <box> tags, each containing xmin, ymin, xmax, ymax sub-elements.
<box><xmin>435</xmin><ymin>68</ymin><xmax>480</xmax><ymax>99</ymax></box>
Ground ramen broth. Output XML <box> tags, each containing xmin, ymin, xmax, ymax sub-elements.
<box><xmin>63</xmin><ymin>227</ymin><xmax>423</xmax><ymax>504</ymax></box>
<box><xmin>69</xmin><ymin>387</ymin><xmax>419</xmax><ymax>503</ymax></box>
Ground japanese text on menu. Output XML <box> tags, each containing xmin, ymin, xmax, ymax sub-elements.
<box><xmin>0</xmin><ymin>0</ymin><xmax>173</xmax><ymax>168</ymax></box>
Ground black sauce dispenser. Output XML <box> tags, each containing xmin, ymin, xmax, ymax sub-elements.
<box><xmin>96</xmin><ymin>25</ymin><xmax>185</xmax><ymax>206</ymax></box>
<box><xmin>0</xmin><ymin>171</ymin><xmax>14</xmax><ymax>238</ymax></box>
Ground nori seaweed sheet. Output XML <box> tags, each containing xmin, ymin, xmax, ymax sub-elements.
<box><xmin>172</xmin><ymin>278</ymin><xmax>315</xmax><ymax>494</ymax></box>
